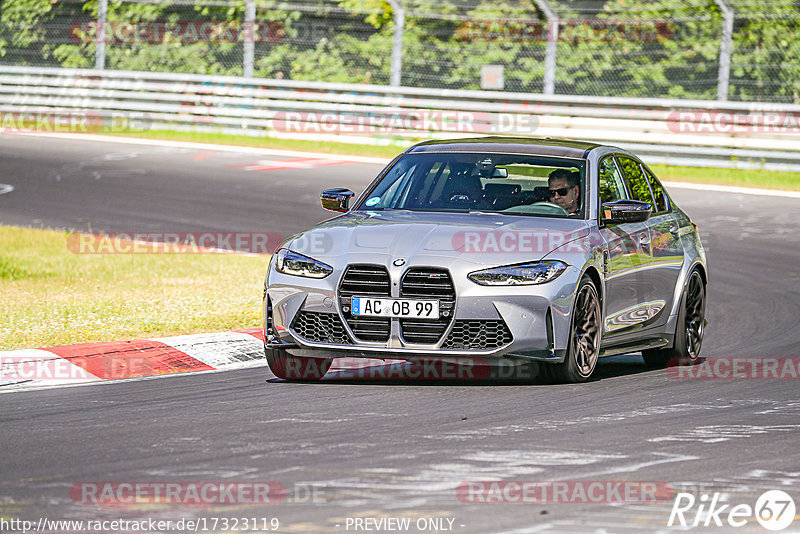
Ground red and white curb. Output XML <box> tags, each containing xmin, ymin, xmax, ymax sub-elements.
<box><xmin>0</xmin><ymin>329</ymin><xmax>269</xmax><ymax>393</ymax></box>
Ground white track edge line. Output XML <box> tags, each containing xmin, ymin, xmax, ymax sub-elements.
<box><xmin>12</xmin><ymin>132</ymin><xmax>391</xmax><ymax>164</ymax></box>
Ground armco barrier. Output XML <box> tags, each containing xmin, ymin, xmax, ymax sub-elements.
<box><xmin>2</xmin><ymin>66</ymin><xmax>800</xmax><ymax>172</ymax></box>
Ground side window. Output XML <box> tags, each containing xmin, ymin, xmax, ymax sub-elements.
<box><xmin>383</xmin><ymin>171</ymin><xmax>415</xmax><ymax>206</ymax></box>
<box><xmin>642</xmin><ymin>166</ymin><xmax>669</xmax><ymax>213</ymax></box>
<box><xmin>598</xmin><ymin>156</ymin><xmax>626</xmax><ymax>204</ymax></box>
<box><xmin>617</xmin><ymin>156</ymin><xmax>655</xmax><ymax>206</ymax></box>
<box><xmin>365</xmin><ymin>162</ymin><xmax>417</xmax><ymax>208</ymax></box>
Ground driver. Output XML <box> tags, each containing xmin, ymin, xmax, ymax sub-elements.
<box><xmin>548</xmin><ymin>169</ymin><xmax>581</xmax><ymax>215</ymax></box>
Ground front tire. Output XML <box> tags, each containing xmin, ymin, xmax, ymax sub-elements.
<box><xmin>642</xmin><ymin>269</ymin><xmax>706</xmax><ymax>368</ymax></box>
<box><xmin>265</xmin><ymin>348</ymin><xmax>332</xmax><ymax>381</ymax></box>
<box><xmin>543</xmin><ymin>275</ymin><xmax>602</xmax><ymax>383</ymax></box>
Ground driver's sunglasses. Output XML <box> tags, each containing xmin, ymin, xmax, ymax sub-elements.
<box><xmin>548</xmin><ymin>187</ymin><xmax>572</xmax><ymax>197</ymax></box>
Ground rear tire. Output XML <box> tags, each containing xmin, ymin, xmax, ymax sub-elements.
<box><xmin>265</xmin><ymin>348</ymin><xmax>332</xmax><ymax>381</ymax></box>
<box><xmin>642</xmin><ymin>269</ymin><xmax>705</xmax><ymax>368</ymax></box>
<box><xmin>543</xmin><ymin>275</ymin><xmax>602</xmax><ymax>383</ymax></box>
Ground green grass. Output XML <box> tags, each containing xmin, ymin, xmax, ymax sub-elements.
<box><xmin>0</xmin><ymin>226</ymin><xmax>268</xmax><ymax>350</ymax></box>
<box><xmin>115</xmin><ymin>129</ymin><xmax>409</xmax><ymax>159</ymax></box>
<box><xmin>649</xmin><ymin>164</ymin><xmax>800</xmax><ymax>191</ymax></box>
<box><xmin>113</xmin><ymin>130</ymin><xmax>800</xmax><ymax>191</ymax></box>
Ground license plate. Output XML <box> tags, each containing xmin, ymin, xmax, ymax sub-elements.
<box><xmin>351</xmin><ymin>297</ymin><xmax>439</xmax><ymax>319</ymax></box>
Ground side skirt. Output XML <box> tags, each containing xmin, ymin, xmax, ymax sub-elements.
<box><xmin>599</xmin><ymin>337</ymin><xmax>671</xmax><ymax>358</ymax></box>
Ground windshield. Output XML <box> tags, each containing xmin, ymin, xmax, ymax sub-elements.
<box><xmin>356</xmin><ymin>152</ymin><xmax>586</xmax><ymax>218</ymax></box>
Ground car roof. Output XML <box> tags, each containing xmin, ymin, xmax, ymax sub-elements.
<box><xmin>406</xmin><ymin>137</ymin><xmax>607</xmax><ymax>159</ymax></box>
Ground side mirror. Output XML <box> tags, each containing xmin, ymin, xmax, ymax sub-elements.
<box><xmin>320</xmin><ymin>188</ymin><xmax>355</xmax><ymax>212</ymax></box>
<box><xmin>601</xmin><ymin>200</ymin><xmax>652</xmax><ymax>224</ymax></box>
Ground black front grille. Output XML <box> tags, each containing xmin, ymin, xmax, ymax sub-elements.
<box><xmin>339</xmin><ymin>265</ymin><xmax>391</xmax><ymax>342</ymax></box>
<box><xmin>291</xmin><ymin>311</ymin><xmax>352</xmax><ymax>345</ymax></box>
<box><xmin>441</xmin><ymin>320</ymin><xmax>513</xmax><ymax>350</ymax></box>
<box><xmin>400</xmin><ymin>267</ymin><xmax>455</xmax><ymax>344</ymax></box>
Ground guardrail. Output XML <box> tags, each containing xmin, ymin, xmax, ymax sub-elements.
<box><xmin>2</xmin><ymin>66</ymin><xmax>800</xmax><ymax>172</ymax></box>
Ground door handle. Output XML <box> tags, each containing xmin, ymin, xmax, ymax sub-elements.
<box><xmin>639</xmin><ymin>232</ymin><xmax>650</xmax><ymax>246</ymax></box>
<box><xmin>669</xmin><ymin>223</ymin><xmax>680</xmax><ymax>237</ymax></box>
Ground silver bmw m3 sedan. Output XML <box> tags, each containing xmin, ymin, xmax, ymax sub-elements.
<box><xmin>263</xmin><ymin>137</ymin><xmax>707</xmax><ymax>383</ymax></box>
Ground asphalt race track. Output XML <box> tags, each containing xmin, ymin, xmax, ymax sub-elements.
<box><xmin>2</xmin><ymin>133</ymin><xmax>800</xmax><ymax>533</ymax></box>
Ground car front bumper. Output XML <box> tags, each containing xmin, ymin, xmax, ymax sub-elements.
<box><xmin>265</xmin><ymin>263</ymin><xmax>583</xmax><ymax>364</ymax></box>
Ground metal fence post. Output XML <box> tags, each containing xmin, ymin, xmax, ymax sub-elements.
<box><xmin>387</xmin><ymin>0</ymin><xmax>404</xmax><ymax>87</ymax></box>
<box><xmin>95</xmin><ymin>0</ymin><xmax>108</xmax><ymax>70</ymax></box>
<box><xmin>243</xmin><ymin>0</ymin><xmax>256</xmax><ymax>78</ymax></box>
<box><xmin>533</xmin><ymin>0</ymin><xmax>557</xmax><ymax>95</ymax></box>
<box><xmin>715</xmin><ymin>0</ymin><xmax>734</xmax><ymax>101</ymax></box>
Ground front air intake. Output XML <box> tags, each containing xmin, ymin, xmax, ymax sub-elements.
<box><xmin>291</xmin><ymin>311</ymin><xmax>352</xmax><ymax>345</ymax></box>
<box><xmin>399</xmin><ymin>267</ymin><xmax>456</xmax><ymax>344</ymax></box>
<box><xmin>265</xmin><ymin>295</ymin><xmax>274</xmax><ymax>342</ymax></box>
<box><xmin>339</xmin><ymin>264</ymin><xmax>391</xmax><ymax>342</ymax></box>
<box><xmin>441</xmin><ymin>320</ymin><xmax>513</xmax><ymax>350</ymax></box>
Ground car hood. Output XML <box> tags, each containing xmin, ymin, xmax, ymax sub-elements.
<box><xmin>286</xmin><ymin>210</ymin><xmax>590</xmax><ymax>267</ymax></box>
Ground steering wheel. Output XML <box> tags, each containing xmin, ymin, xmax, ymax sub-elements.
<box><xmin>531</xmin><ymin>201</ymin><xmax>570</xmax><ymax>216</ymax></box>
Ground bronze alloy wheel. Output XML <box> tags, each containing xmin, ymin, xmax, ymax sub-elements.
<box><xmin>684</xmin><ymin>270</ymin><xmax>705</xmax><ymax>359</ymax></box>
<box><xmin>544</xmin><ymin>276</ymin><xmax>602</xmax><ymax>383</ymax></box>
<box><xmin>642</xmin><ymin>269</ymin><xmax>706</xmax><ymax>368</ymax></box>
<box><xmin>573</xmin><ymin>282</ymin><xmax>602</xmax><ymax>377</ymax></box>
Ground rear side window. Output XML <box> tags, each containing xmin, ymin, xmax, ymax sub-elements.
<box><xmin>598</xmin><ymin>156</ymin><xmax>626</xmax><ymax>204</ymax></box>
<box><xmin>642</xmin><ymin>166</ymin><xmax>669</xmax><ymax>213</ymax></box>
<box><xmin>616</xmin><ymin>156</ymin><xmax>656</xmax><ymax>206</ymax></box>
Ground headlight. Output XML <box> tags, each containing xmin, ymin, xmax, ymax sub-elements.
<box><xmin>274</xmin><ymin>249</ymin><xmax>333</xmax><ymax>279</ymax></box>
<box><xmin>468</xmin><ymin>260</ymin><xmax>568</xmax><ymax>286</ymax></box>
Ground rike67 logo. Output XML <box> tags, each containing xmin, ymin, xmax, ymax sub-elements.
<box><xmin>668</xmin><ymin>490</ymin><xmax>796</xmax><ymax>531</ymax></box>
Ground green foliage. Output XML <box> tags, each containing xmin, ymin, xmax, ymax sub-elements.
<box><xmin>616</xmin><ymin>155</ymin><xmax>654</xmax><ymax>203</ymax></box>
<box><xmin>0</xmin><ymin>0</ymin><xmax>55</xmax><ymax>54</ymax></box>
<box><xmin>339</xmin><ymin>0</ymin><xmax>392</xmax><ymax>29</ymax></box>
<box><xmin>555</xmin><ymin>0</ymin><xmax>722</xmax><ymax>98</ymax></box>
<box><xmin>728</xmin><ymin>4</ymin><xmax>800</xmax><ymax>102</ymax></box>
<box><xmin>1</xmin><ymin>0</ymin><xmax>799</xmax><ymax>102</ymax></box>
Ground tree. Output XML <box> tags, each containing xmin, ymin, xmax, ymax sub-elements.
<box><xmin>1</xmin><ymin>0</ymin><xmax>798</xmax><ymax>103</ymax></box>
